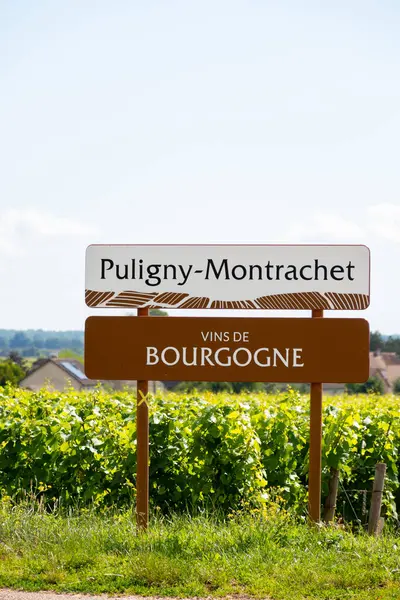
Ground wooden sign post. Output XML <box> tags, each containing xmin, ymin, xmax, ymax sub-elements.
<box><xmin>136</xmin><ymin>307</ymin><xmax>149</xmax><ymax>530</ymax></box>
<box><xmin>84</xmin><ymin>244</ymin><xmax>371</xmax><ymax>528</ymax></box>
<box><xmin>309</xmin><ymin>309</ymin><xmax>323</xmax><ymax>523</ymax></box>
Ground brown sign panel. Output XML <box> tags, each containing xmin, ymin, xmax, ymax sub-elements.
<box><xmin>84</xmin><ymin>316</ymin><xmax>369</xmax><ymax>383</ymax></box>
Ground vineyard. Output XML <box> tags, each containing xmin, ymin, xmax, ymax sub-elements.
<box><xmin>0</xmin><ymin>386</ymin><xmax>398</xmax><ymax>525</ymax></box>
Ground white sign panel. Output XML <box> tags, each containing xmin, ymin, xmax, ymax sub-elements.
<box><xmin>85</xmin><ymin>244</ymin><xmax>370</xmax><ymax>310</ymax></box>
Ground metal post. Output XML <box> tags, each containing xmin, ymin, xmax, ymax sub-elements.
<box><xmin>136</xmin><ymin>306</ymin><xmax>149</xmax><ymax>530</ymax></box>
<box><xmin>308</xmin><ymin>308</ymin><xmax>324</xmax><ymax>522</ymax></box>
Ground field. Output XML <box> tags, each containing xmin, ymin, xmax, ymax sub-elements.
<box><xmin>0</xmin><ymin>386</ymin><xmax>399</xmax><ymax>598</ymax></box>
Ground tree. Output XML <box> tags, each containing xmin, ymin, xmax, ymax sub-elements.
<box><xmin>384</xmin><ymin>336</ymin><xmax>400</xmax><ymax>356</ymax></box>
<box><xmin>45</xmin><ymin>336</ymin><xmax>62</xmax><ymax>349</ymax></box>
<box><xmin>370</xmin><ymin>331</ymin><xmax>384</xmax><ymax>351</ymax></box>
<box><xmin>0</xmin><ymin>361</ymin><xmax>25</xmax><ymax>386</ymax></box>
<box><xmin>22</xmin><ymin>346</ymin><xmax>39</xmax><ymax>357</ymax></box>
<box><xmin>7</xmin><ymin>351</ymin><xmax>27</xmax><ymax>369</ymax></box>
<box><xmin>33</xmin><ymin>334</ymin><xmax>45</xmax><ymax>349</ymax></box>
<box><xmin>393</xmin><ymin>378</ymin><xmax>400</xmax><ymax>395</ymax></box>
<box><xmin>70</xmin><ymin>337</ymin><xmax>84</xmax><ymax>352</ymax></box>
<box><xmin>346</xmin><ymin>376</ymin><xmax>385</xmax><ymax>395</ymax></box>
<box><xmin>9</xmin><ymin>332</ymin><xmax>30</xmax><ymax>349</ymax></box>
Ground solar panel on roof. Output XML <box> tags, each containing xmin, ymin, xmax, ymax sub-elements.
<box><xmin>61</xmin><ymin>362</ymin><xmax>86</xmax><ymax>380</ymax></box>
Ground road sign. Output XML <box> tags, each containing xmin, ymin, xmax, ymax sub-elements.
<box><xmin>85</xmin><ymin>244</ymin><xmax>370</xmax><ymax>311</ymax></box>
<box><xmin>84</xmin><ymin>316</ymin><xmax>369</xmax><ymax>383</ymax></box>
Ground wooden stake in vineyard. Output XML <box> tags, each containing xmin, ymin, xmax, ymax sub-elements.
<box><xmin>368</xmin><ymin>463</ymin><xmax>386</xmax><ymax>535</ymax></box>
<box><xmin>324</xmin><ymin>468</ymin><xmax>340</xmax><ymax>523</ymax></box>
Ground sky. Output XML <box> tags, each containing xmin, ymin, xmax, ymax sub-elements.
<box><xmin>0</xmin><ymin>1</ymin><xmax>399</xmax><ymax>332</ymax></box>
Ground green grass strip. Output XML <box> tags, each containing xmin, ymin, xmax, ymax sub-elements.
<box><xmin>0</xmin><ymin>503</ymin><xmax>399</xmax><ymax>599</ymax></box>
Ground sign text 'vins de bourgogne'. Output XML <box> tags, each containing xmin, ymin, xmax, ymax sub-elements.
<box><xmin>84</xmin><ymin>316</ymin><xmax>370</xmax><ymax>383</ymax></box>
<box><xmin>85</xmin><ymin>245</ymin><xmax>370</xmax><ymax>311</ymax></box>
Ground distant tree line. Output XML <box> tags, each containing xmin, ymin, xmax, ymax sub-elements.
<box><xmin>0</xmin><ymin>330</ymin><xmax>84</xmax><ymax>357</ymax></box>
<box><xmin>370</xmin><ymin>331</ymin><xmax>400</xmax><ymax>355</ymax></box>
<box><xmin>0</xmin><ymin>312</ymin><xmax>168</xmax><ymax>357</ymax></box>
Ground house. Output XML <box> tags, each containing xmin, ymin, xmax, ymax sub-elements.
<box><xmin>20</xmin><ymin>357</ymin><xmax>165</xmax><ymax>393</ymax></box>
<box><xmin>20</xmin><ymin>358</ymin><xmax>98</xmax><ymax>391</ymax></box>
<box><xmin>370</xmin><ymin>351</ymin><xmax>400</xmax><ymax>393</ymax></box>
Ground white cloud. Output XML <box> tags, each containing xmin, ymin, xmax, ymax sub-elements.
<box><xmin>283</xmin><ymin>212</ymin><xmax>366</xmax><ymax>243</ymax></box>
<box><xmin>367</xmin><ymin>203</ymin><xmax>400</xmax><ymax>243</ymax></box>
<box><xmin>283</xmin><ymin>203</ymin><xmax>400</xmax><ymax>244</ymax></box>
<box><xmin>0</xmin><ymin>208</ymin><xmax>98</xmax><ymax>255</ymax></box>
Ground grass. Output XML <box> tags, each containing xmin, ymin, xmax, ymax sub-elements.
<box><xmin>0</xmin><ymin>503</ymin><xmax>398</xmax><ymax>599</ymax></box>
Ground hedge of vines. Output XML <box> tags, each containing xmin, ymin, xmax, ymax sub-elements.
<box><xmin>0</xmin><ymin>386</ymin><xmax>398</xmax><ymax>523</ymax></box>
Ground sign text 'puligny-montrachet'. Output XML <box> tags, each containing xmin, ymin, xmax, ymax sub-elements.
<box><xmin>85</xmin><ymin>245</ymin><xmax>370</xmax><ymax>310</ymax></box>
